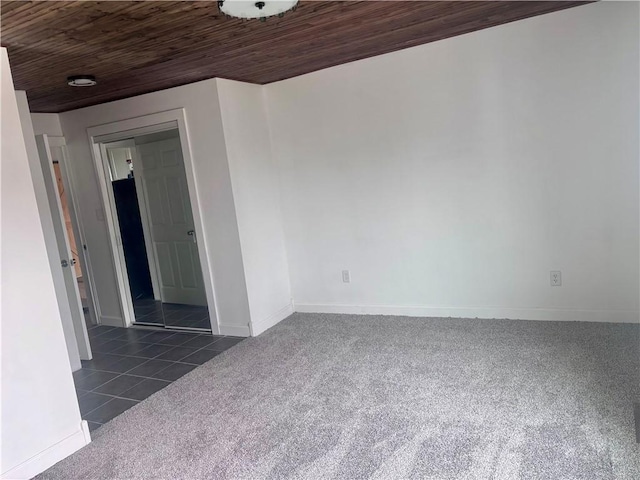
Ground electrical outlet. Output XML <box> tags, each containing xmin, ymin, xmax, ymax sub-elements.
<box><xmin>550</xmin><ymin>271</ymin><xmax>562</xmax><ymax>286</ymax></box>
<box><xmin>342</xmin><ymin>270</ymin><xmax>351</xmax><ymax>283</ymax></box>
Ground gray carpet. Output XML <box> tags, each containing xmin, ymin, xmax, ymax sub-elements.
<box><xmin>39</xmin><ymin>313</ymin><xmax>640</xmax><ymax>479</ymax></box>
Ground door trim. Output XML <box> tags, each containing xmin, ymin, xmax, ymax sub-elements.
<box><xmin>49</xmin><ymin>136</ymin><xmax>101</xmax><ymax>328</ymax></box>
<box><xmin>86</xmin><ymin>109</ymin><xmax>220</xmax><ymax>333</ymax></box>
<box><xmin>96</xmin><ymin>141</ymin><xmax>137</xmax><ymax>327</ymax></box>
<box><xmin>35</xmin><ymin>134</ymin><xmax>93</xmax><ymax>360</ymax></box>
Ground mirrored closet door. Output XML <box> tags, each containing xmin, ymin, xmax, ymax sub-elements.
<box><xmin>102</xmin><ymin>129</ymin><xmax>211</xmax><ymax>331</ymax></box>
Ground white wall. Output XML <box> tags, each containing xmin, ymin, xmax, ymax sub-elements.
<box><xmin>31</xmin><ymin>113</ymin><xmax>63</xmax><ymax>137</ymax></box>
<box><xmin>58</xmin><ymin>81</ymin><xmax>252</xmax><ymax>334</ymax></box>
<box><xmin>265</xmin><ymin>2</ymin><xmax>640</xmax><ymax>323</ymax></box>
<box><xmin>1</xmin><ymin>48</ymin><xmax>89</xmax><ymax>479</ymax></box>
<box><xmin>217</xmin><ymin>79</ymin><xmax>293</xmax><ymax>335</ymax></box>
<box><xmin>17</xmin><ymin>92</ymin><xmax>82</xmax><ymax>372</ymax></box>
<box><xmin>107</xmin><ymin>146</ymin><xmax>134</xmax><ymax>181</ymax></box>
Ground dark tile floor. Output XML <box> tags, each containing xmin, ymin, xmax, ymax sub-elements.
<box><xmin>133</xmin><ymin>299</ymin><xmax>211</xmax><ymax>330</ymax></box>
<box><xmin>74</xmin><ymin>323</ymin><xmax>244</xmax><ymax>432</ymax></box>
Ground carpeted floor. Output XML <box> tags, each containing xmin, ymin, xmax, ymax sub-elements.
<box><xmin>39</xmin><ymin>313</ymin><xmax>640</xmax><ymax>479</ymax></box>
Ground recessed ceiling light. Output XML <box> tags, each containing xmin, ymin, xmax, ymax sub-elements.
<box><xmin>218</xmin><ymin>0</ymin><xmax>298</xmax><ymax>20</ymax></box>
<box><xmin>67</xmin><ymin>75</ymin><xmax>97</xmax><ymax>87</ymax></box>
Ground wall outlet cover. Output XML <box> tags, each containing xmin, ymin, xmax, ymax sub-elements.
<box><xmin>342</xmin><ymin>270</ymin><xmax>351</xmax><ymax>283</ymax></box>
<box><xmin>550</xmin><ymin>271</ymin><xmax>562</xmax><ymax>286</ymax></box>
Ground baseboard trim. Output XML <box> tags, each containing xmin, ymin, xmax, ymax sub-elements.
<box><xmin>219</xmin><ymin>323</ymin><xmax>251</xmax><ymax>337</ymax></box>
<box><xmin>250</xmin><ymin>303</ymin><xmax>295</xmax><ymax>336</ymax></box>
<box><xmin>99</xmin><ymin>315</ymin><xmax>124</xmax><ymax>327</ymax></box>
<box><xmin>294</xmin><ymin>304</ymin><xmax>640</xmax><ymax>323</ymax></box>
<box><xmin>1</xmin><ymin>421</ymin><xmax>91</xmax><ymax>479</ymax></box>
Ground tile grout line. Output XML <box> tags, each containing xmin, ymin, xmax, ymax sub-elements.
<box><xmin>79</xmin><ymin>368</ymin><xmax>189</xmax><ymax>419</ymax></box>
<box><xmin>82</xmin><ymin>380</ymin><xmax>172</xmax><ymax>409</ymax></box>
<box><xmin>80</xmin><ymin>395</ymin><xmax>137</xmax><ymax>420</ymax></box>
<box><xmin>78</xmin><ymin>343</ymin><xmax>218</xmax><ymax>389</ymax></box>
<box><xmin>78</xmin><ymin>346</ymin><xmax>224</xmax><ymax>397</ymax></box>
<box><xmin>85</xmin><ymin>337</ymin><xmax>231</xmax><ymax>364</ymax></box>
<box><xmin>77</xmin><ymin>327</ymin><xmax>244</xmax><ymax>429</ymax></box>
<box><xmin>81</xmin><ymin>364</ymin><xmax>195</xmax><ymax>387</ymax></box>
<box><xmin>78</xmin><ymin>336</ymin><xmax>240</xmax><ymax>380</ymax></box>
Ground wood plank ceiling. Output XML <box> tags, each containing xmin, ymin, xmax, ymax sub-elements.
<box><xmin>1</xmin><ymin>1</ymin><xmax>591</xmax><ymax>113</ymax></box>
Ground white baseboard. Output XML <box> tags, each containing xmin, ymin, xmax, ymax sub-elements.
<box><xmin>219</xmin><ymin>323</ymin><xmax>251</xmax><ymax>337</ymax></box>
<box><xmin>250</xmin><ymin>303</ymin><xmax>295</xmax><ymax>336</ymax></box>
<box><xmin>99</xmin><ymin>315</ymin><xmax>124</xmax><ymax>327</ymax></box>
<box><xmin>294</xmin><ymin>303</ymin><xmax>640</xmax><ymax>323</ymax></box>
<box><xmin>1</xmin><ymin>421</ymin><xmax>91</xmax><ymax>479</ymax></box>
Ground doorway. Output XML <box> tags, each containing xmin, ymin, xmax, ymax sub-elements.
<box><xmin>97</xmin><ymin>125</ymin><xmax>213</xmax><ymax>332</ymax></box>
<box><xmin>35</xmin><ymin>135</ymin><xmax>94</xmax><ymax>363</ymax></box>
<box><xmin>52</xmin><ymin>155</ymin><xmax>91</xmax><ymax>315</ymax></box>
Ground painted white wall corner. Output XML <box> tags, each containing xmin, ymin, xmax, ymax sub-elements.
<box><xmin>2</xmin><ymin>423</ymin><xmax>91</xmax><ymax>480</ymax></box>
<box><xmin>58</xmin><ymin>80</ymin><xmax>253</xmax><ymax>333</ymax></box>
<box><xmin>31</xmin><ymin>112</ymin><xmax>64</xmax><ymax>137</ymax></box>
<box><xmin>266</xmin><ymin>2</ymin><xmax>639</xmax><ymax>324</ymax></box>
<box><xmin>17</xmin><ymin>92</ymin><xmax>83</xmax><ymax>372</ymax></box>
<box><xmin>1</xmin><ymin>47</ymin><xmax>89</xmax><ymax>480</ymax></box>
<box><xmin>216</xmin><ymin>78</ymin><xmax>293</xmax><ymax>336</ymax></box>
<box><xmin>251</xmin><ymin>303</ymin><xmax>295</xmax><ymax>336</ymax></box>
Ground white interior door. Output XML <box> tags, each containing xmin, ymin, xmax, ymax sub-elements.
<box><xmin>136</xmin><ymin>138</ymin><xmax>207</xmax><ymax>306</ymax></box>
<box><xmin>35</xmin><ymin>135</ymin><xmax>92</xmax><ymax>360</ymax></box>
<box><xmin>51</xmin><ymin>142</ymin><xmax>100</xmax><ymax>327</ymax></box>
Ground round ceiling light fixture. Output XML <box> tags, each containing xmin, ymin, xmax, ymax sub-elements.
<box><xmin>67</xmin><ymin>75</ymin><xmax>97</xmax><ymax>87</ymax></box>
<box><xmin>218</xmin><ymin>0</ymin><xmax>298</xmax><ymax>20</ymax></box>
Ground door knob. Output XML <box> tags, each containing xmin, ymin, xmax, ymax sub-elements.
<box><xmin>61</xmin><ymin>259</ymin><xmax>69</xmax><ymax>268</ymax></box>
<box><xmin>187</xmin><ymin>230</ymin><xmax>196</xmax><ymax>244</ymax></box>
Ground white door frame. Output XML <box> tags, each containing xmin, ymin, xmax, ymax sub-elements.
<box><xmin>86</xmin><ymin>109</ymin><xmax>220</xmax><ymax>333</ymax></box>
<box><xmin>48</xmin><ymin>136</ymin><xmax>101</xmax><ymax>328</ymax></box>
<box><xmin>36</xmin><ymin>134</ymin><xmax>93</xmax><ymax>361</ymax></box>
